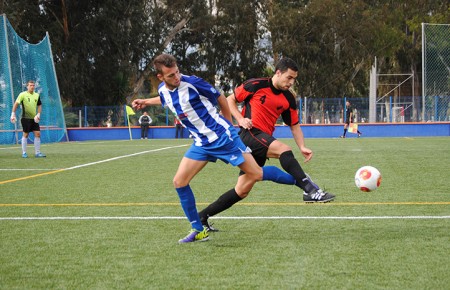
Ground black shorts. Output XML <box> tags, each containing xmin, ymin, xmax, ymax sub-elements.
<box><xmin>21</xmin><ymin>118</ymin><xmax>40</xmax><ymax>133</ymax></box>
<box><xmin>238</xmin><ymin>127</ymin><xmax>277</xmax><ymax>167</ymax></box>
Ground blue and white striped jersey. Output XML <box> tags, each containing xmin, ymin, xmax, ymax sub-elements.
<box><xmin>158</xmin><ymin>74</ymin><xmax>233</xmax><ymax>146</ymax></box>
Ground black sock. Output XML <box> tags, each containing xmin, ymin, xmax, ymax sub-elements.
<box><xmin>198</xmin><ymin>188</ymin><xmax>242</xmax><ymax>223</ymax></box>
<box><xmin>279</xmin><ymin>151</ymin><xmax>312</xmax><ymax>191</ymax></box>
<box><xmin>343</xmin><ymin>129</ymin><xmax>347</xmax><ymax>136</ymax></box>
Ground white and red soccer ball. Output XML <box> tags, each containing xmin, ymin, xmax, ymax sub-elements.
<box><xmin>355</xmin><ymin>166</ymin><xmax>382</xmax><ymax>192</ymax></box>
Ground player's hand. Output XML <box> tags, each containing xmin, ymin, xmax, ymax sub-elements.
<box><xmin>10</xmin><ymin>112</ymin><xmax>16</xmax><ymax>123</ymax></box>
<box><xmin>238</xmin><ymin>118</ymin><xmax>253</xmax><ymax>130</ymax></box>
<box><xmin>132</xmin><ymin>99</ymin><xmax>146</xmax><ymax>110</ymax></box>
<box><xmin>300</xmin><ymin>146</ymin><xmax>313</xmax><ymax>163</ymax></box>
<box><xmin>34</xmin><ymin>113</ymin><xmax>40</xmax><ymax>123</ymax></box>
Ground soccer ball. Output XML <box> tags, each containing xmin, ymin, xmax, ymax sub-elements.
<box><xmin>355</xmin><ymin>166</ymin><xmax>381</xmax><ymax>192</ymax></box>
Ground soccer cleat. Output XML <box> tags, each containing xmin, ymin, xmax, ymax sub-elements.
<box><xmin>178</xmin><ymin>227</ymin><xmax>209</xmax><ymax>244</ymax></box>
<box><xmin>202</xmin><ymin>220</ymin><xmax>219</xmax><ymax>232</ymax></box>
<box><xmin>340</xmin><ymin>135</ymin><xmax>345</xmax><ymax>138</ymax></box>
<box><xmin>303</xmin><ymin>189</ymin><xmax>335</xmax><ymax>203</ymax></box>
<box><xmin>35</xmin><ymin>152</ymin><xmax>46</xmax><ymax>158</ymax></box>
<box><xmin>22</xmin><ymin>152</ymin><xmax>28</xmax><ymax>158</ymax></box>
<box><xmin>358</xmin><ymin>132</ymin><xmax>362</xmax><ymax>138</ymax></box>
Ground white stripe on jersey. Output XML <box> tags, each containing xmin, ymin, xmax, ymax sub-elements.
<box><xmin>159</xmin><ymin>76</ymin><xmax>232</xmax><ymax>146</ymax></box>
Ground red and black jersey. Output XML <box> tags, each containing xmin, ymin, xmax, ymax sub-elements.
<box><xmin>234</xmin><ymin>77</ymin><xmax>299</xmax><ymax>135</ymax></box>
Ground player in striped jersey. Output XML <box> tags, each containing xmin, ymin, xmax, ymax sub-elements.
<box><xmin>132</xmin><ymin>54</ymin><xmax>299</xmax><ymax>243</ymax></box>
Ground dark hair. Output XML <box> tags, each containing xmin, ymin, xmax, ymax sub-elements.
<box><xmin>153</xmin><ymin>54</ymin><xmax>177</xmax><ymax>74</ymax></box>
<box><xmin>275</xmin><ymin>57</ymin><xmax>298</xmax><ymax>73</ymax></box>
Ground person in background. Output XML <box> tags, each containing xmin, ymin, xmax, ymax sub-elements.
<box><xmin>132</xmin><ymin>53</ymin><xmax>300</xmax><ymax>243</ymax></box>
<box><xmin>340</xmin><ymin>101</ymin><xmax>362</xmax><ymax>138</ymax></box>
<box><xmin>10</xmin><ymin>80</ymin><xmax>46</xmax><ymax>158</ymax></box>
<box><xmin>174</xmin><ymin>117</ymin><xmax>184</xmax><ymax>138</ymax></box>
<box><xmin>138</xmin><ymin>111</ymin><xmax>152</xmax><ymax>139</ymax></box>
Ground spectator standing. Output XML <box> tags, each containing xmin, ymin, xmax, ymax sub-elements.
<box><xmin>139</xmin><ymin>111</ymin><xmax>152</xmax><ymax>139</ymax></box>
<box><xmin>174</xmin><ymin>117</ymin><xmax>184</xmax><ymax>138</ymax></box>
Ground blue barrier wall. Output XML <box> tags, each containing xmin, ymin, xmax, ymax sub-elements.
<box><xmin>67</xmin><ymin>123</ymin><xmax>450</xmax><ymax>141</ymax></box>
<box><xmin>274</xmin><ymin>123</ymin><xmax>450</xmax><ymax>138</ymax></box>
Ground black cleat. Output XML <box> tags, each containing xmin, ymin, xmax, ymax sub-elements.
<box><xmin>202</xmin><ymin>220</ymin><xmax>219</xmax><ymax>232</ymax></box>
<box><xmin>303</xmin><ymin>189</ymin><xmax>335</xmax><ymax>203</ymax></box>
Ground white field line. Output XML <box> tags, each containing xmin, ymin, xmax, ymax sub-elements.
<box><xmin>0</xmin><ymin>144</ymin><xmax>189</xmax><ymax>185</ymax></box>
<box><xmin>1</xmin><ymin>144</ymin><xmax>188</xmax><ymax>172</ymax></box>
<box><xmin>0</xmin><ymin>216</ymin><xmax>449</xmax><ymax>221</ymax></box>
<box><xmin>64</xmin><ymin>144</ymin><xmax>188</xmax><ymax>171</ymax></box>
<box><xmin>0</xmin><ymin>168</ymin><xmax>62</xmax><ymax>171</ymax></box>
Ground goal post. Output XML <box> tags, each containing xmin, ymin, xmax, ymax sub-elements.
<box><xmin>0</xmin><ymin>14</ymin><xmax>68</xmax><ymax>145</ymax></box>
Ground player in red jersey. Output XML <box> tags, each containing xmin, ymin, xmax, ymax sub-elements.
<box><xmin>199</xmin><ymin>57</ymin><xmax>335</xmax><ymax>231</ymax></box>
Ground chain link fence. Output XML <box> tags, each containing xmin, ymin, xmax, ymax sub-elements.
<box><xmin>423</xmin><ymin>23</ymin><xmax>450</xmax><ymax>122</ymax></box>
<box><xmin>65</xmin><ymin>95</ymin><xmax>448</xmax><ymax>128</ymax></box>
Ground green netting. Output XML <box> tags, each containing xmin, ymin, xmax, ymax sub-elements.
<box><xmin>0</xmin><ymin>14</ymin><xmax>67</xmax><ymax>144</ymax></box>
<box><xmin>423</xmin><ymin>23</ymin><xmax>450</xmax><ymax>122</ymax></box>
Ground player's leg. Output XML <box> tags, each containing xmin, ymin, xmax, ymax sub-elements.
<box><xmin>20</xmin><ymin>119</ymin><xmax>31</xmax><ymax>158</ymax></box>
<box><xmin>32</xmin><ymin>123</ymin><xmax>45</xmax><ymax>157</ymax></box>
<box><xmin>198</xmin><ymin>152</ymin><xmax>261</xmax><ymax>231</ymax></box>
<box><xmin>341</xmin><ymin>122</ymin><xmax>349</xmax><ymax>138</ymax></box>
<box><xmin>199</xmin><ymin>150</ymin><xmax>296</xmax><ymax>231</ymax></box>
<box><xmin>174</xmin><ymin>157</ymin><xmax>207</xmax><ymax>230</ymax></box>
<box><xmin>268</xmin><ymin>140</ymin><xmax>335</xmax><ymax>202</ymax></box>
<box><xmin>174</xmin><ymin>157</ymin><xmax>210</xmax><ymax>243</ymax></box>
<box><xmin>267</xmin><ymin>140</ymin><xmax>308</xmax><ymax>189</ymax></box>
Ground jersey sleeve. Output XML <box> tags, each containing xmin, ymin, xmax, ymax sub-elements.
<box><xmin>37</xmin><ymin>96</ymin><xmax>42</xmax><ymax>106</ymax></box>
<box><xmin>234</xmin><ymin>78</ymin><xmax>268</xmax><ymax>103</ymax></box>
<box><xmin>189</xmin><ymin>75</ymin><xmax>221</xmax><ymax>105</ymax></box>
<box><xmin>15</xmin><ymin>92</ymin><xmax>24</xmax><ymax>104</ymax></box>
<box><xmin>281</xmin><ymin>92</ymin><xmax>299</xmax><ymax>126</ymax></box>
<box><xmin>233</xmin><ymin>84</ymin><xmax>249</xmax><ymax>103</ymax></box>
<box><xmin>158</xmin><ymin>82</ymin><xmax>167</xmax><ymax>108</ymax></box>
<box><xmin>281</xmin><ymin>107</ymin><xmax>299</xmax><ymax>126</ymax></box>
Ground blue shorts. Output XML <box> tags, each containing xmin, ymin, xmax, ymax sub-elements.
<box><xmin>184</xmin><ymin>129</ymin><xmax>251</xmax><ymax>166</ymax></box>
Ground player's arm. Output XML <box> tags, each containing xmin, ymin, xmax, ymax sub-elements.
<box><xmin>290</xmin><ymin>123</ymin><xmax>313</xmax><ymax>163</ymax></box>
<box><xmin>227</xmin><ymin>93</ymin><xmax>252</xmax><ymax>129</ymax></box>
<box><xmin>217</xmin><ymin>94</ymin><xmax>233</xmax><ymax>123</ymax></box>
<box><xmin>34</xmin><ymin>104</ymin><xmax>42</xmax><ymax>123</ymax></box>
<box><xmin>10</xmin><ymin>102</ymin><xmax>19</xmax><ymax>123</ymax></box>
<box><xmin>132</xmin><ymin>97</ymin><xmax>161</xmax><ymax>110</ymax></box>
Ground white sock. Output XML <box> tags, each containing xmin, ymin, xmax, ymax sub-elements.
<box><xmin>34</xmin><ymin>137</ymin><xmax>41</xmax><ymax>154</ymax></box>
<box><xmin>21</xmin><ymin>137</ymin><xmax>27</xmax><ymax>154</ymax></box>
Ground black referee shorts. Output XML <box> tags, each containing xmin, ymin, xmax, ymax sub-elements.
<box><xmin>238</xmin><ymin>127</ymin><xmax>277</xmax><ymax>167</ymax></box>
<box><xmin>21</xmin><ymin>118</ymin><xmax>40</xmax><ymax>133</ymax></box>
